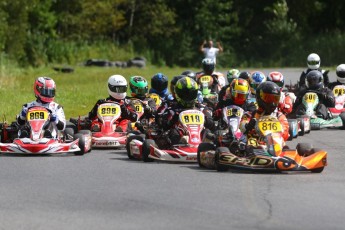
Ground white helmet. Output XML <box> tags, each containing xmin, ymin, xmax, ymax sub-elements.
<box><xmin>307</xmin><ymin>53</ymin><xmax>320</xmax><ymax>70</ymax></box>
<box><xmin>336</xmin><ymin>64</ymin><xmax>345</xmax><ymax>84</ymax></box>
<box><xmin>107</xmin><ymin>75</ymin><xmax>128</xmax><ymax>100</ymax></box>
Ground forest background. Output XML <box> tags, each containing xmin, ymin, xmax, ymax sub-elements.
<box><xmin>0</xmin><ymin>0</ymin><xmax>344</xmax><ymax>69</ymax></box>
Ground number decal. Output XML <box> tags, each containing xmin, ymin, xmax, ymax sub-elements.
<box><xmin>97</xmin><ymin>104</ymin><xmax>120</xmax><ymax>117</ymax></box>
<box><xmin>226</xmin><ymin>108</ymin><xmax>240</xmax><ymax>117</ymax></box>
<box><xmin>27</xmin><ymin>111</ymin><xmax>48</xmax><ymax>121</ymax></box>
<box><xmin>333</xmin><ymin>86</ymin><xmax>345</xmax><ymax>96</ymax></box>
<box><xmin>304</xmin><ymin>93</ymin><xmax>316</xmax><ymax>103</ymax></box>
<box><xmin>148</xmin><ymin>94</ymin><xmax>162</xmax><ymax>106</ymax></box>
<box><xmin>180</xmin><ymin>114</ymin><xmax>204</xmax><ymax>125</ymax></box>
<box><xmin>258</xmin><ymin>121</ymin><xmax>282</xmax><ymax>134</ymax></box>
<box><xmin>200</xmin><ymin>76</ymin><xmax>211</xmax><ymax>83</ymax></box>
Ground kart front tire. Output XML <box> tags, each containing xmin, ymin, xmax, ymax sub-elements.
<box><xmin>142</xmin><ymin>139</ymin><xmax>155</xmax><ymax>162</ymax></box>
<box><xmin>126</xmin><ymin>135</ymin><xmax>144</xmax><ymax>159</ymax></box>
<box><xmin>215</xmin><ymin>147</ymin><xmax>230</xmax><ymax>172</ymax></box>
<box><xmin>64</xmin><ymin>128</ymin><xmax>75</xmax><ymax>141</ymax></box>
<box><xmin>311</xmin><ymin>167</ymin><xmax>324</xmax><ymax>173</ymax></box>
<box><xmin>296</xmin><ymin>143</ymin><xmax>313</xmax><ymax>157</ymax></box>
<box><xmin>298</xmin><ymin>118</ymin><xmax>305</xmax><ymax>136</ymax></box>
<box><xmin>73</xmin><ymin>133</ymin><xmax>86</xmax><ymax>156</ymax></box>
<box><xmin>197</xmin><ymin>143</ymin><xmax>215</xmax><ymax>168</ymax></box>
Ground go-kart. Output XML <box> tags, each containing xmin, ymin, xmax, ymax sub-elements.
<box><xmin>198</xmin><ymin>115</ymin><xmax>327</xmax><ymax>173</ymax></box>
<box><xmin>197</xmin><ymin>75</ymin><xmax>219</xmax><ymax>107</ymax></box>
<box><xmin>127</xmin><ymin>109</ymin><xmax>205</xmax><ymax>162</ymax></box>
<box><xmin>197</xmin><ymin>105</ymin><xmax>246</xmax><ymax>168</ymax></box>
<box><xmin>0</xmin><ymin>106</ymin><xmax>91</xmax><ymax>155</ymax></box>
<box><xmin>302</xmin><ymin>92</ymin><xmax>345</xmax><ymax>130</ymax></box>
<box><xmin>328</xmin><ymin>85</ymin><xmax>345</xmax><ymax>117</ymax></box>
<box><xmin>70</xmin><ymin>102</ymin><xmax>127</xmax><ymax>148</ymax></box>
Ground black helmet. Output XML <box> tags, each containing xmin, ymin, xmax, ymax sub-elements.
<box><xmin>151</xmin><ymin>73</ymin><xmax>168</xmax><ymax>94</ymax></box>
<box><xmin>305</xmin><ymin>70</ymin><xmax>323</xmax><ymax>90</ymax></box>
<box><xmin>239</xmin><ymin>71</ymin><xmax>250</xmax><ymax>81</ymax></box>
<box><xmin>256</xmin><ymin>81</ymin><xmax>281</xmax><ymax>114</ymax></box>
<box><xmin>181</xmin><ymin>70</ymin><xmax>196</xmax><ymax>80</ymax></box>
<box><xmin>202</xmin><ymin>58</ymin><xmax>215</xmax><ymax>75</ymax></box>
<box><xmin>174</xmin><ymin>77</ymin><xmax>198</xmax><ymax>108</ymax></box>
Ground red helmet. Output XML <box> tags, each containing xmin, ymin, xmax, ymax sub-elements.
<box><xmin>267</xmin><ymin>71</ymin><xmax>284</xmax><ymax>89</ymax></box>
<box><xmin>34</xmin><ymin>77</ymin><xmax>56</xmax><ymax>103</ymax></box>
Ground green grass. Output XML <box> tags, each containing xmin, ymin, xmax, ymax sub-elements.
<box><xmin>0</xmin><ymin>65</ymin><xmax>198</xmax><ymax>122</ymax></box>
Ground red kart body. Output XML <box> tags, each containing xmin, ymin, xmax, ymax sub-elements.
<box><xmin>91</xmin><ymin>102</ymin><xmax>127</xmax><ymax>148</ymax></box>
<box><xmin>127</xmin><ymin>109</ymin><xmax>205</xmax><ymax>162</ymax></box>
<box><xmin>0</xmin><ymin>106</ymin><xmax>89</xmax><ymax>155</ymax></box>
<box><xmin>328</xmin><ymin>85</ymin><xmax>345</xmax><ymax>117</ymax></box>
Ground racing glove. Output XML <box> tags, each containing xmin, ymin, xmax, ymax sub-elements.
<box><xmin>50</xmin><ymin>113</ymin><xmax>58</xmax><ymax>124</ymax></box>
<box><xmin>20</xmin><ymin>109</ymin><xmax>27</xmax><ymax>120</ymax></box>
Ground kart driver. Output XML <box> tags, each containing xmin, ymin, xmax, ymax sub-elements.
<box><xmin>17</xmin><ymin>77</ymin><xmax>66</xmax><ymax>138</ymax></box>
<box><xmin>88</xmin><ymin>75</ymin><xmax>137</xmax><ymax>132</ymax></box>
<box><xmin>156</xmin><ymin>77</ymin><xmax>215</xmax><ymax>147</ymax></box>
<box><xmin>149</xmin><ymin>73</ymin><xmax>172</xmax><ymax>101</ymax></box>
<box><xmin>327</xmin><ymin>64</ymin><xmax>345</xmax><ymax>90</ymax></box>
<box><xmin>195</xmin><ymin>58</ymin><xmax>225</xmax><ymax>92</ymax></box>
<box><xmin>298</xmin><ymin>53</ymin><xmax>330</xmax><ymax>90</ymax></box>
<box><xmin>244</xmin><ymin>81</ymin><xmax>290</xmax><ymax>142</ymax></box>
<box><xmin>293</xmin><ymin>70</ymin><xmax>335</xmax><ymax>119</ymax></box>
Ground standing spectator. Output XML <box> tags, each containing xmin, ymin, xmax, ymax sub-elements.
<box><xmin>199</xmin><ymin>40</ymin><xmax>223</xmax><ymax>64</ymax></box>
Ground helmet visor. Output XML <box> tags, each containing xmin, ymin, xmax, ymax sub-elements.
<box><xmin>308</xmin><ymin>60</ymin><xmax>320</xmax><ymax>66</ymax></box>
<box><xmin>37</xmin><ymin>86</ymin><xmax>55</xmax><ymax>98</ymax></box>
<box><xmin>232</xmin><ymin>90</ymin><xmax>248</xmax><ymax>103</ymax></box>
<box><xmin>131</xmin><ymin>85</ymin><xmax>148</xmax><ymax>95</ymax></box>
<box><xmin>260</xmin><ymin>92</ymin><xmax>280</xmax><ymax>105</ymax></box>
<box><xmin>108</xmin><ymin>84</ymin><xmax>127</xmax><ymax>93</ymax></box>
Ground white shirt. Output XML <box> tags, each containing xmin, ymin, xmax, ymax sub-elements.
<box><xmin>202</xmin><ymin>47</ymin><xmax>220</xmax><ymax>63</ymax></box>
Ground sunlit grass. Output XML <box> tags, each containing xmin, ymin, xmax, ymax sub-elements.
<box><xmin>0</xmin><ymin>65</ymin><xmax>199</xmax><ymax>122</ymax></box>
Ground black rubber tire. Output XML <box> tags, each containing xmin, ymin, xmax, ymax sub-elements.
<box><xmin>288</xmin><ymin>121</ymin><xmax>294</xmax><ymax>141</ymax></box>
<box><xmin>298</xmin><ymin>118</ymin><xmax>305</xmax><ymax>136</ymax></box>
<box><xmin>66</xmin><ymin>121</ymin><xmax>78</xmax><ymax>133</ymax></box>
<box><xmin>197</xmin><ymin>143</ymin><xmax>215</xmax><ymax>168</ymax></box>
<box><xmin>215</xmin><ymin>147</ymin><xmax>230</xmax><ymax>172</ymax></box>
<box><xmin>73</xmin><ymin>133</ymin><xmax>86</xmax><ymax>156</ymax></box>
<box><xmin>296</xmin><ymin>143</ymin><xmax>313</xmax><ymax>156</ymax></box>
<box><xmin>126</xmin><ymin>135</ymin><xmax>144</xmax><ymax>159</ymax></box>
<box><xmin>64</xmin><ymin>128</ymin><xmax>75</xmax><ymax>141</ymax></box>
<box><xmin>142</xmin><ymin>139</ymin><xmax>155</xmax><ymax>162</ymax></box>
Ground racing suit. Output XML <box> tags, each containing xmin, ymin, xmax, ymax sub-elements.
<box><xmin>156</xmin><ymin>102</ymin><xmax>215</xmax><ymax>147</ymax></box>
<box><xmin>293</xmin><ymin>87</ymin><xmax>335</xmax><ymax>119</ymax></box>
<box><xmin>299</xmin><ymin>68</ymin><xmax>330</xmax><ymax>89</ymax></box>
<box><xmin>245</xmin><ymin>108</ymin><xmax>290</xmax><ymax>142</ymax></box>
<box><xmin>17</xmin><ymin>99</ymin><xmax>66</xmax><ymax>138</ymax></box>
<box><xmin>88</xmin><ymin>96</ymin><xmax>137</xmax><ymax>132</ymax></box>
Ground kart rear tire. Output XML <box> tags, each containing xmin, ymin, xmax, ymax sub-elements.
<box><xmin>288</xmin><ymin>122</ymin><xmax>294</xmax><ymax>141</ymax></box>
<box><xmin>197</xmin><ymin>143</ymin><xmax>215</xmax><ymax>168</ymax></box>
<box><xmin>142</xmin><ymin>139</ymin><xmax>155</xmax><ymax>162</ymax></box>
<box><xmin>215</xmin><ymin>147</ymin><xmax>230</xmax><ymax>172</ymax></box>
<box><xmin>126</xmin><ymin>135</ymin><xmax>144</xmax><ymax>159</ymax></box>
<box><xmin>298</xmin><ymin>118</ymin><xmax>305</xmax><ymax>136</ymax></box>
<box><xmin>73</xmin><ymin>133</ymin><xmax>86</xmax><ymax>156</ymax></box>
<box><xmin>66</xmin><ymin>121</ymin><xmax>78</xmax><ymax>134</ymax></box>
<box><xmin>296</xmin><ymin>143</ymin><xmax>313</xmax><ymax>156</ymax></box>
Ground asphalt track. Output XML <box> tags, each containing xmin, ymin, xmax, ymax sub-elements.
<box><xmin>1</xmin><ymin>69</ymin><xmax>345</xmax><ymax>230</ymax></box>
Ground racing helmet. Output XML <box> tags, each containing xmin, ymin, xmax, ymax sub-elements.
<box><xmin>170</xmin><ymin>75</ymin><xmax>185</xmax><ymax>98</ymax></box>
<box><xmin>256</xmin><ymin>81</ymin><xmax>281</xmax><ymax>114</ymax></box>
<box><xmin>336</xmin><ymin>64</ymin><xmax>345</xmax><ymax>84</ymax></box>
<box><xmin>181</xmin><ymin>70</ymin><xmax>196</xmax><ymax>80</ymax></box>
<box><xmin>230</xmin><ymin>78</ymin><xmax>250</xmax><ymax>105</ymax></box>
<box><xmin>267</xmin><ymin>71</ymin><xmax>284</xmax><ymax>89</ymax></box>
<box><xmin>239</xmin><ymin>71</ymin><xmax>250</xmax><ymax>81</ymax></box>
<box><xmin>307</xmin><ymin>53</ymin><xmax>321</xmax><ymax>70</ymax></box>
<box><xmin>202</xmin><ymin>58</ymin><xmax>215</xmax><ymax>75</ymax></box>
<box><xmin>34</xmin><ymin>77</ymin><xmax>56</xmax><ymax>103</ymax></box>
<box><xmin>305</xmin><ymin>70</ymin><xmax>324</xmax><ymax>90</ymax></box>
<box><xmin>107</xmin><ymin>75</ymin><xmax>128</xmax><ymax>100</ymax></box>
<box><xmin>129</xmin><ymin>76</ymin><xmax>148</xmax><ymax>97</ymax></box>
<box><xmin>151</xmin><ymin>73</ymin><xmax>168</xmax><ymax>96</ymax></box>
<box><xmin>249</xmin><ymin>71</ymin><xmax>266</xmax><ymax>94</ymax></box>
<box><xmin>226</xmin><ymin>69</ymin><xmax>240</xmax><ymax>84</ymax></box>
<box><xmin>174</xmin><ymin>77</ymin><xmax>198</xmax><ymax>108</ymax></box>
